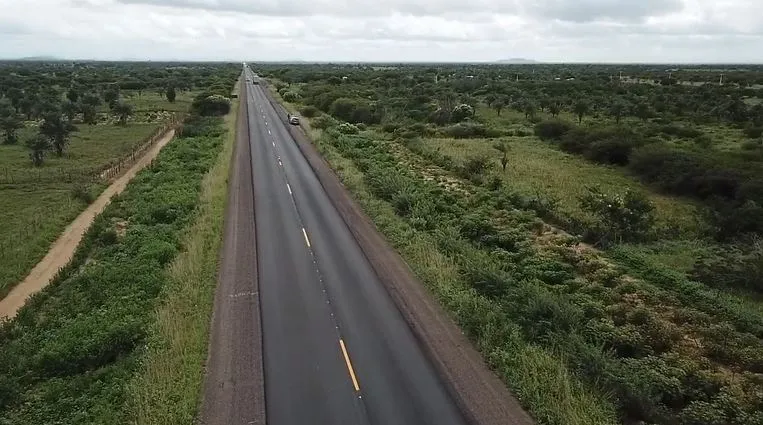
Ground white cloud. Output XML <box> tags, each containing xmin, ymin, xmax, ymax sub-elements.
<box><xmin>0</xmin><ymin>0</ymin><xmax>761</xmax><ymax>62</ymax></box>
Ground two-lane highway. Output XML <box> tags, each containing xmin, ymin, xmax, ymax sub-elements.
<box><xmin>243</xmin><ymin>67</ymin><xmax>468</xmax><ymax>425</ymax></box>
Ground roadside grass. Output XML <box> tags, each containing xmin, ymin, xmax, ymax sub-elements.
<box><xmin>309</xmin><ymin>126</ymin><xmax>618</xmax><ymax>425</ymax></box>
<box><xmin>0</xmin><ymin>114</ymin><xmax>227</xmax><ymax>424</ymax></box>
<box><xmin>420</xmin><ymin>136</ymin><xmax>704</xmax><ymax>237</ymax></box>
<box><xmin>0</xmin><ymin>123</ymin><xmax>161</xmax><ymax>297</ymax></box>
<box><xmin>128</xmin><ymin>88</ymin><xmax>239</xmax><ymax>425</ymax></box>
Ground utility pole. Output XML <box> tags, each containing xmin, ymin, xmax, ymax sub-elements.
<box><xmin>719</xmin><ymin>73</ymin><xmax>724</xmax><ymax>85</ymax></box>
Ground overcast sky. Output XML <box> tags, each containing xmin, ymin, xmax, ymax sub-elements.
<box><xmin>1</xmin><ymin>0</ymin><xmax>761</xmax><ymax>62</ymax></box>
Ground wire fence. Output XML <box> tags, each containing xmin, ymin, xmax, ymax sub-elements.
<box><xmin>0</xmin><ymin>115</ymin><xmax>184</xmax><ymax>268</ymax></box>
<box><xmin>0</xmin><ymin>114</ymin><xmax>183</xmax><ymax>186</ymax></box>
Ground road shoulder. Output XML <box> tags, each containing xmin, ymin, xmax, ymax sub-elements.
<box><xmin>199</xmin><ymin>84</ymin><xmax>266</xmax><ymax>425</ymax></box>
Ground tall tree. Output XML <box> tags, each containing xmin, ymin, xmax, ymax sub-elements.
<box><xmin>166</xmin><ymin>86</ymin><xmax>177</xmax><ymax>103</ymax></box>
<box><xmin>112</xmin><ymin>102</ymin><xmax>133</xmax><ymax>125</ymax></box>
<box><xmin>82</xmin><ymin>93</ymin><xmax>102</xmax><ymax>107</ymax></box>
<box><xmin>573</xmin><ymin>100</ymin><xmax>590</xmax><ymax>124</ymax></box>
<box><xmin>491</xmin><ymin>98</ymin><xmax>505</xmax><ymax>116</ymax></box>
<box><xmin>0</xmin><ymin>115</ymin><xmax>23</xmax><ymax>145</ymax></box>
<box><xmin>608</xmin><ymin>100</ymin><xmax>628</xmax><ymax>124</ymax></box>
<box><xmin>40</xmin><ymin>113</ymin><xmax>77</xmax><ymax>156</ymax></box>
<box><xmin>66</xmin><ymin>89</ymin><xmax>80</xmax><ymax>103</ymax></box>
<box><xmin>103</xmin><ymin>89</ymin><xmax>120</xmax><ymax>109</ymax></box>
<box><xmin>7</xmin><ymin>87</ymin><xmax>23</xmax><ymax>112</ymax></box>
<box><xmin>523</xmin><ymin>101</ymin><xmax>537</xmax><ymax>121</ymax></box>
<box><xmin>0</xmin><ymin>100</ymin><xmax>23</xmax><ymax>145</ymax></box>
<box><xmin>81</xmin><ymin>104</ymin><xmax>97</xmax><ymax>125</ymax></box>
<box><xmin>27</xmin><ymin>133</ymin><xmax>51</xmax><ymax>166</ymax></box>
<box><xmin>62</xmin><ymin>101</ymin><xmax>79</xmax><ymax>123</ymax></box>
<box><xmin>549</xmin><ymin>102</ymin><xmax>561</xmax><ymax>118</ymax></box>
<box><xmin>634</xmin><ymin>102</ymin><xmax>654</xmax><ymax>122</ymax></box>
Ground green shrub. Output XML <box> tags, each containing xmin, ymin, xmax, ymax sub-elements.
<box><xmin>743</xmin><ymin>125</ymin><xmax>763</xmax><ymax>139</ymax></box>
<box><xmin>337</xmin><ymin>122</ymin><xmax>359</xmax><ymax>134</ymax></box>
<box><xmin>299</xmin><ymin>105</ymin><xmax>319</xmax><ymax>118</ymax></box>
<box><xmin>580</xmin><ymin>186</ymin><xmax>655</xmax><ymax>245</ymax></box>
<box><xmin>690</xmin><ymin>242</ymin><xmax>763</xmax><ymax>293</ymax></box>
<box><xmin>311</xmin><ymin>114</ymin><xmax>338</xmax><ymax>129</ymax></box>
<box><xmin>442</xmin><ymin>122</ymin><xmax>501</xmax><ymax>138</ymax></box>
<box><xmin>71</xmin><ymin>184</ymin><xmax>94</xmax><ymax>204</ymax></box>
<box><xmin>282</xmin><ymin>91</ymin><xmax>300</xmax><ymax>102</ymax></box>
<box><xmin>191</xmin><ymin>94</ymin><xmax>231</xmax><ymax>116</ymax></box>
<box><xmin>658</xmin><ymin>124</ymin><xmax>704</xmax><ymax>139</ymax></box>
<box><xmin>459</xmin><ymin>155</ymin><xmax>493</xmax><ymax>180</ymax></box>
<box><xmin>559</xmin><ymin>126</ymin><xmax>644</xmax><ymax>165</ymax></box>
<box><xmin>534</xmin><ymin>119</ymin><xmax>574</xmax><ymax>140</ymax></box>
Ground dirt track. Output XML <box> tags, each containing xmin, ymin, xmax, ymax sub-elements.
<box><xmin>0</xmin><ymin>129</ymin><xmax>176</xmax><ymax>320</ymax></box>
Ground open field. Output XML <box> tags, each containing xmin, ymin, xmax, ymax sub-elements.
<box><xmin>0</xmin><ymin>123</ymin><xmax>160</xmax><ymax>297</ymax></box>
<box><xmin>261</xmin><ymin>62</ymin><xmax>763</xmax><ymax>425</ymax></box>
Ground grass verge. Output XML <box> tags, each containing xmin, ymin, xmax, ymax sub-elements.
<box><xmin>127</xmin><ymin>92</ymin><xmax>238</xmax><ymax>425</ymax></box>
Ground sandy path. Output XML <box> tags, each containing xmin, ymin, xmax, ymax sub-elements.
<box><xmin>0</xmin><ymin>129</ymin><xmax>176</xmax><ymax>320</ymax></box>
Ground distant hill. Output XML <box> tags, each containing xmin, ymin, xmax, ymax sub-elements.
<box><xmin>496</xmin><ymin>58</ymin><xmax>540</xmax><ymax>64</ymax></box>
<box><xmin>16</xmin><ymin>56</ymin><xmax>61</xmax><ymax>61</ymax></box>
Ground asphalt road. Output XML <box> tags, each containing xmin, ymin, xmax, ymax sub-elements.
<box><xmin>243</xmin><ymin>68</ymin><xmax>469</xmax><ymax>425</ymax></box>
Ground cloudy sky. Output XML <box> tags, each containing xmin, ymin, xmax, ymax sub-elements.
<box><xmin>1</xmin><ymin>0</ymin><xmax>761</xmax><ymax>62</ymax></box>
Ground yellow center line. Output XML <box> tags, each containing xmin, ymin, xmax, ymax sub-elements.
<box><xmin>339</xmin><ymin>339</ymin><xmax>361</xmax><ymax>392</ymax></box>
<box><xmin>302</xmin><ymin>228</ymin><xmax>311</xmax><ymax>247</ymax></box>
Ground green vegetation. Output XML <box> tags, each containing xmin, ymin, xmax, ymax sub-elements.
<box><xmin>0</xmin><ymin>61</ymin><xmax>239</xmax><ymax>297</ymax></box>
<box><xmin>0</xmin><ymin>111</ymin><xmax>231</xmax><ymax>423</ymax></box>
<box><xmin>260</xmin><ymin>63</ymin><xmax>763</xmax><ymax>425</ymax></box>
<box><xmin>129</xmin><ymin>87</ymin><xmax>239</xmax><ymax>425</ymax></box>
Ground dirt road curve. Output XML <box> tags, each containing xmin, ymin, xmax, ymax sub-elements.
<box><xmin>0</xmin><ymin>129</ymin><xmax>176</xmax><ymax>320</ymax></box>
<box><xmin>199</xmin><ymin>87</ymin><xmax>265</xmax><ymax>425</ymax></box>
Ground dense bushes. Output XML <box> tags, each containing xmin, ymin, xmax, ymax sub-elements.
<box><xmin>534</xmin><ymin>119</ymin><xmax>573</xmax><ymax>140</ymax></box>
<box><xmin>691</xmin><ymin>242</ymin><xmax>763</xmax><ymax>293</ymax></box>
<box><xmin>579</xmin><ymin>186</ymin><xmax>655</xmax><ymax>245</ymax></box>
<box><xmin>0</xmin><ymin>115</ymin><xmax>225</xmax><ymax>422</ymax></box>
<box><xmin>441</xmin><ymin>122</ymin><xmax>503</xmax><ymax>139</ymax></box>
<box><xmin>299</xmin><ymin>105</ymin><xmax>319</xmax><ymax>118</ymax></box>
<box><xmin>628</xmin><ymin>145</ymin><xmax>763</xmax><ymax>237</ymax></box>
<box><xmin>559</xmin><ymin>126</ymin><xmax>646</xmax><ymax>165</ymax></box>
<box><xmin>191</xmin><ymin>94</ymin><xmax>231</xmax><ymax>116</ymax></box>
<box><xmin>329</xmin><ymin>97</ymin><xmax>381</xmax><ymax>125</ymax></box>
